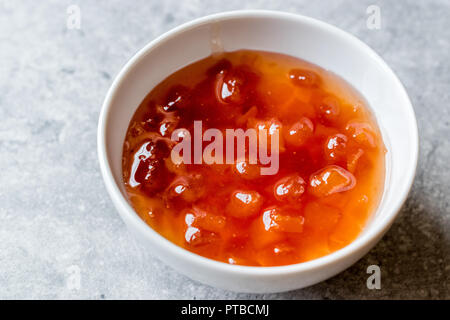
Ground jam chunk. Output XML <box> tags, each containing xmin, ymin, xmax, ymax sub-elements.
<box><xmin>316</xmin><ymin>96</ymin><xmax>340</xmax><ymax>122</ymax></box>
<box><xmin>128</xmin><ymin>140</ymin><xmax>172</xmax><ymax>195</ymax></box>
<box><xmin>309</xmin><ymin>165</ymin><xmax>356</xmax><ymax>197</ymax></box>
<box><xmin>289</xmin><ymin>68</ymin><xmax>320</xmax><ymax>87</ymax></box>
<box><xmin>273</xmin><ymin>174</ymin><xmax>306</xmax><ymax>203</ymax></box>
<box><xmin>284</xmin><ymin>117</ymin><xmax>314</xmax><ymax>148</ymax></box>
<box><xmin>214</xmin><ymin>65</ymin><xmax>259</xmax><ymax>105</ymax></box>
<box><xmin>165</xmin><ymin>174</ymin><xmax>205</xmax><ymax>206</ymax></box>
<box><xmin>324</xmin><ymin>133</ymin><xmax>348</xmax><ymax>162</ymax></box>
<box><xmin>227</xmin><ymin>190</ymin><xmax>263</xmax><ymax>218</ymax></box>
<box><xmin>234</xmin><ymin>159</ymin><xmax>260</xmax><ymax>180</ymax></box>
<box><xmin>183</xmin><ymin>208</ymin><xmax>225</xmax><ymax>246</ymax></box>
<box><xmin>345</xmin><ymin>121</ymin><xmax>376</xmax><ymax>148</ymax></box>
<box><xmin>261</xmin><ymin>206</ymin><xmax>305</xmax><ymax>233</ymax></box>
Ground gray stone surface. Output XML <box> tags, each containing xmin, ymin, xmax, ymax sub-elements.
<box><xmin>0</xmin><ymin>0</ymin><xmax>448</xmax><ymax>299</ymax></box>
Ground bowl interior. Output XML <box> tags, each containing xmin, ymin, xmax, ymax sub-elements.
<box><xmin>101</xmin><ymin>12</ymin><xmax>417</xmax><ymax>252</ymax></box>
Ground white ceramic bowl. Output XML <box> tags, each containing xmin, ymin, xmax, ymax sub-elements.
<box><xmin>98</xmin><ymin>10</ymin><xmax>418</xmax><ymax>293</ymax></box>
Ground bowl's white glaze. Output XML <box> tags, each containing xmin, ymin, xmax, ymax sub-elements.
<box><xmin>97</xmin><ymin>10</ymin><xmax>418</xmax><ymax>293</ymax></box>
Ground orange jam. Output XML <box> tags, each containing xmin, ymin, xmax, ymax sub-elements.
<box><xmin>122</xmin><ymin>50</ymin><xmax>386</xmax><ymax>266</ymax></box>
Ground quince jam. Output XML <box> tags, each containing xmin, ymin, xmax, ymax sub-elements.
<box><xmin>122</xmin><ymin>50</ymin><xmax>386</xmax><ymax>266</ymax></box>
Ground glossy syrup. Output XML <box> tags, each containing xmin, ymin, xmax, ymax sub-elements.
<box><xmin>122</xmin><ymin>50</ymin><xmax>386</xmax><ymax>266</ymax></box>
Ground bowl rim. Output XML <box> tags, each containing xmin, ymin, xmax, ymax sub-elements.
<box><xmin>97</xmin><ymin>10</ymin><xmax>419</xmax><ymax>276</ymax></box>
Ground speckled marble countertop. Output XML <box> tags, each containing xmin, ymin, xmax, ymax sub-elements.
<box><xmin>0</xmin><ymin>0</ymin><xmax>448</xmax><ymax>299</ymax></box>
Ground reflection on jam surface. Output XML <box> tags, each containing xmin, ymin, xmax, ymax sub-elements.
<box><xmin>122</xmin><ymin>50</ymin><xmax>386</xmax><ymax>266</ymax></box>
